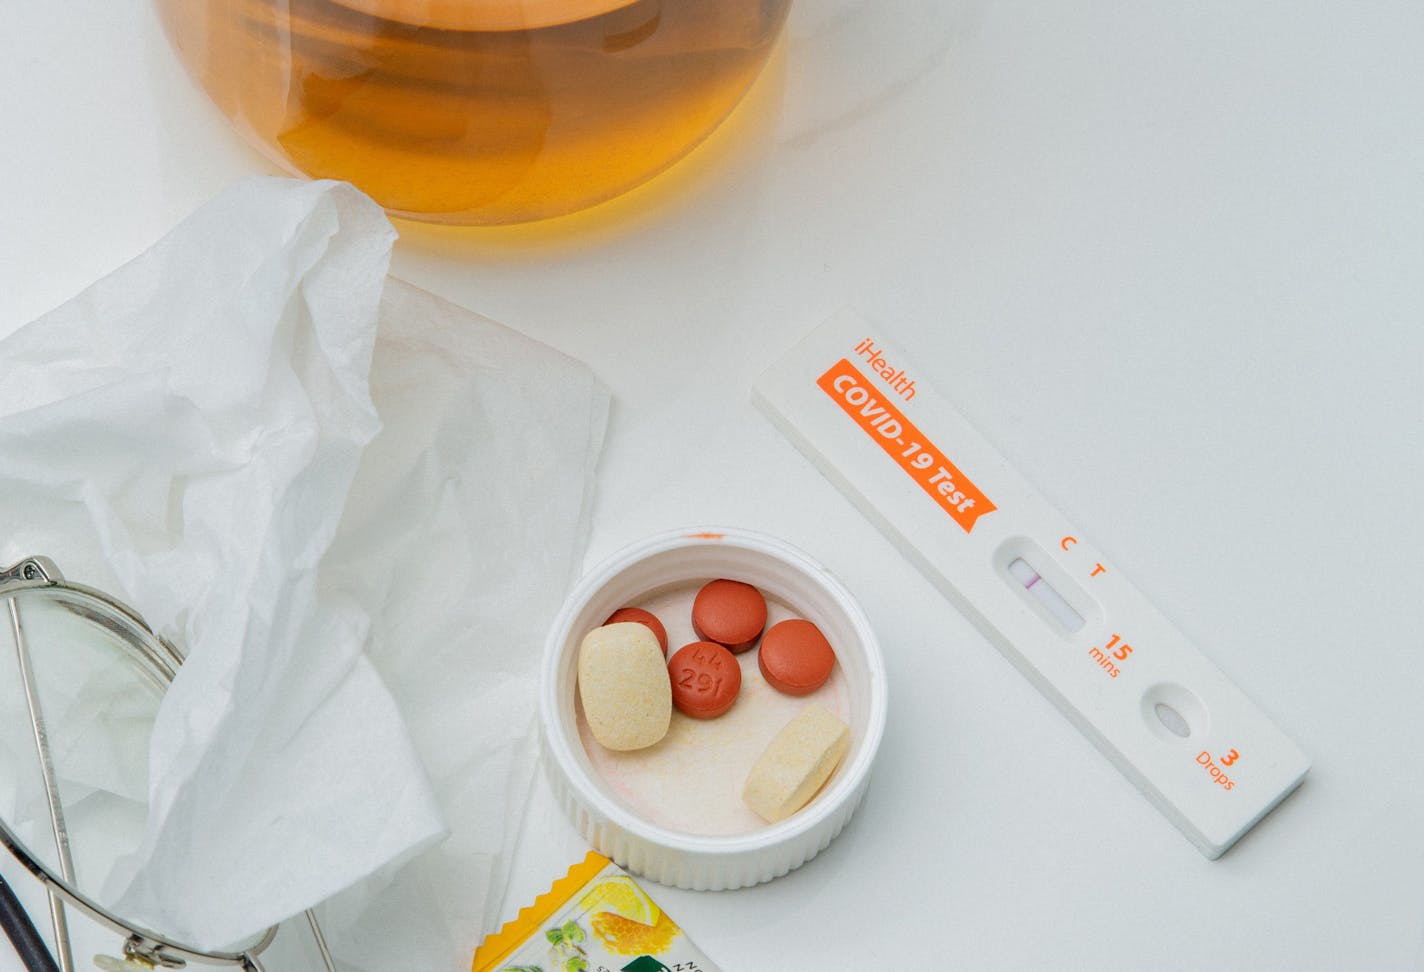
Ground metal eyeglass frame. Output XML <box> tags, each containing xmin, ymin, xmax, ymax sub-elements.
<box><xmin>0</xmin><ymin>557</ymin><xmax>337</xmax><ymax>972</ymax></box>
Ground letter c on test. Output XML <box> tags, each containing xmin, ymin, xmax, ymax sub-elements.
<box><xmin>1061</xmin><ymin>536</ymin><xmax>1078</xmax><ymax>551</ymax></box>
<box><xmin>832</xmin><ymin>375</ymin><xmax>855</xmax><ymax>393</ymax></box>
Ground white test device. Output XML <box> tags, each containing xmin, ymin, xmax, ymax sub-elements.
<box><xmin>753</xmin><ymin>310</ymin><xmax>1308</xmax><ymax>858</ymax></box>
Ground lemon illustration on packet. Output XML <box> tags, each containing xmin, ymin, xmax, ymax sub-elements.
<box><xmin>472</xmin><ymin>853</ymin><xmax>721</xmax><ymax>972</ymax></box>
<box><xmin>581</xmin><ymin>875</ymin><xmax>679</xmax><ymax>956</ymax></box>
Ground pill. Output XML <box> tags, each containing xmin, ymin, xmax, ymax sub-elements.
<box><xmin>667</xmin><ymin>641</ymin><xmax>742</xmax><ymax>719</ymax></box>
<box><xmin>604</xmin><ymin>607</ymin><xmax>669</xmax><ymax>657</ymax></box>
<box><xmin>691</xmin><ymin>579</ymin><xmax>766</xmax><ymax>653</ymax></box>
<box><xmin>577</xmin><ymin>622</ymin><xmax>671</xmax><ymax>752</ymax></box>
<box><xmin>758</xmin><ymin>619</ymin><xmax>836</xmax><ymax>696</ymax></box>
<box><xmin>743</xmin><ymin>704</ymin><xmax>850</xmax><ymax>823</ymax></box>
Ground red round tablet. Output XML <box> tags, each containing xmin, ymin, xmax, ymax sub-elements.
<box><xmin>758</xmin><ymin>619</ymin><xmax>836</xmax><ymax>696</ymax></box>
<box><xmin>604</xmin><ymin>607</ymin><xmax>668</xmax><ymax>657</ymax></box>
<box><xmin>691</xmin><ymin>579</ymin><xmax>766</xmax><ymax>653</ymax></box>
<box><xmin>667</xmin><ymin>641</ymin><xmax>742</xmax><ymax>718</ymax></box>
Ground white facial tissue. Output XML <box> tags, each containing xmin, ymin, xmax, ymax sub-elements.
<box><xmin>0</xmin><ymin>176</ymin><xmax>607</xmax><ymax>970</ymax></box>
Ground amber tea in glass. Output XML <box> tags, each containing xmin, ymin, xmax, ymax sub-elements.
<box><xmin>157</xmin><ymin>0</ymin><xmax>791</xmax><ymax>224</ymax></box>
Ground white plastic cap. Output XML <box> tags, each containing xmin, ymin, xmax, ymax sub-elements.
<box><xmin>539</xmin><ymin>527</ymin><xmax>888</xmax><ymax>890</ymax></box>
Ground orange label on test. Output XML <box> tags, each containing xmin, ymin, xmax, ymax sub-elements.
<box><xmin>817</xmin><ymin>359</ymin><xmax>996</xmax><ymax>533</ymax></box>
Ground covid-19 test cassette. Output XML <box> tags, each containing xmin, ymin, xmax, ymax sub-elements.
<box><xmin>753</xmin><ymin>310</ymin><xmax>1308</xmax><ymax>858</ymax></box>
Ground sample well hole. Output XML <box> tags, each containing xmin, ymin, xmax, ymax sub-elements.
<box><xmin>1154</xmin><ymin>702</ymin><xmax>1191</xmax><ymax>738</ymax></box>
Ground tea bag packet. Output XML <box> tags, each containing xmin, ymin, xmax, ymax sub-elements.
<box><xmin>472</xmin><ymin>853</ymin><xmax>724</xmax><ymax>972</ymax></box>
<box><xmin>0</xmin><ymin>176</ymin><xmax>608</xmax><ymax>969</ymax></box>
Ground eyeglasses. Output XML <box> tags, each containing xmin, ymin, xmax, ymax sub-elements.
<box><xmin>0</xmin><ymin>557</ymin><xmax>337</xmax><ymax>972</ymax></box>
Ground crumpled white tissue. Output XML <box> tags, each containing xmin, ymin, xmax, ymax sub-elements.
<box><xmin>0</xmin><ymin>176</ymin><xmax>607</xmax><ymax>969</ymax></box>
<box><xmin>314</xmin><ymin>278</ymin><xmax>608</xmax><ymax>972</ymax></box>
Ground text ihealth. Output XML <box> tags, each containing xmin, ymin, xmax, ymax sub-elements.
<box><xmin>853</xmin><ymin>337</ymin><xmax>916</xmax><ymax>401</ymax></box>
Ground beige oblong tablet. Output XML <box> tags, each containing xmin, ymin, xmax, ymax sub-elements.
<box><xmin>578</xmin><ymin>622</ymin><xmax>672</xmax><ymax>752</ymax></box>
<box><xmin>743</xmin><ymin>704</ymin><xmax>851</xmax><ymax>823</ymax></box>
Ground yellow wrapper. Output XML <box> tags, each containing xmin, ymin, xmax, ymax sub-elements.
<box><xmin>473</xmin><ymin>853</ymin><xmax>722</xmax><ymax>972</ymax></box>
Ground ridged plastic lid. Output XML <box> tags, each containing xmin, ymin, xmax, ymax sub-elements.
<box><xmin>539</xmin><ymin>527</ymin><xmax>887</xmax><ymax>890</ymax></box>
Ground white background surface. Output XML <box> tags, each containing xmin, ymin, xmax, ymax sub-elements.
<box><xmin>3</xmin><ymin>1</ymin><xmax>1422</xmax><ymax>969</ymax></box>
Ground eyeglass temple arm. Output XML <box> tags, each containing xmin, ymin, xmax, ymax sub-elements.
<box><xmin>9</xmin><ymin>593</ymin><xmax>77</xmax><ymax>972</ymax></box>
<box><xmin>305</xmin><ymin>908</ymin><xmax>338</xmax><ymax>972</ymax></box>
<box><xmin>0</xmin><ymin>870</ymin><xmax>59</xmax><ymax>972</ymax></box>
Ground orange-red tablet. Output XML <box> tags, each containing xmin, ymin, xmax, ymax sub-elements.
<box><xmin>691</xmin><ymin>579</ymin><xmax>766</xmax><ymax>653</ymax></box>
<box><xmin>758</xmin><ymin>619</ymin><xmax>836</xmax><ymax>695</ymax></box>
<box><xmin>667</xmin><ymin>641</ymin><xmax>742</xmax><ymax>718</ymax></box>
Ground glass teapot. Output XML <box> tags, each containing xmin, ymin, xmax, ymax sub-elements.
<box><xmin>156</xmin><ymin>0</ymin><xmax>790</xmax><ymax>224</ymax></box>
